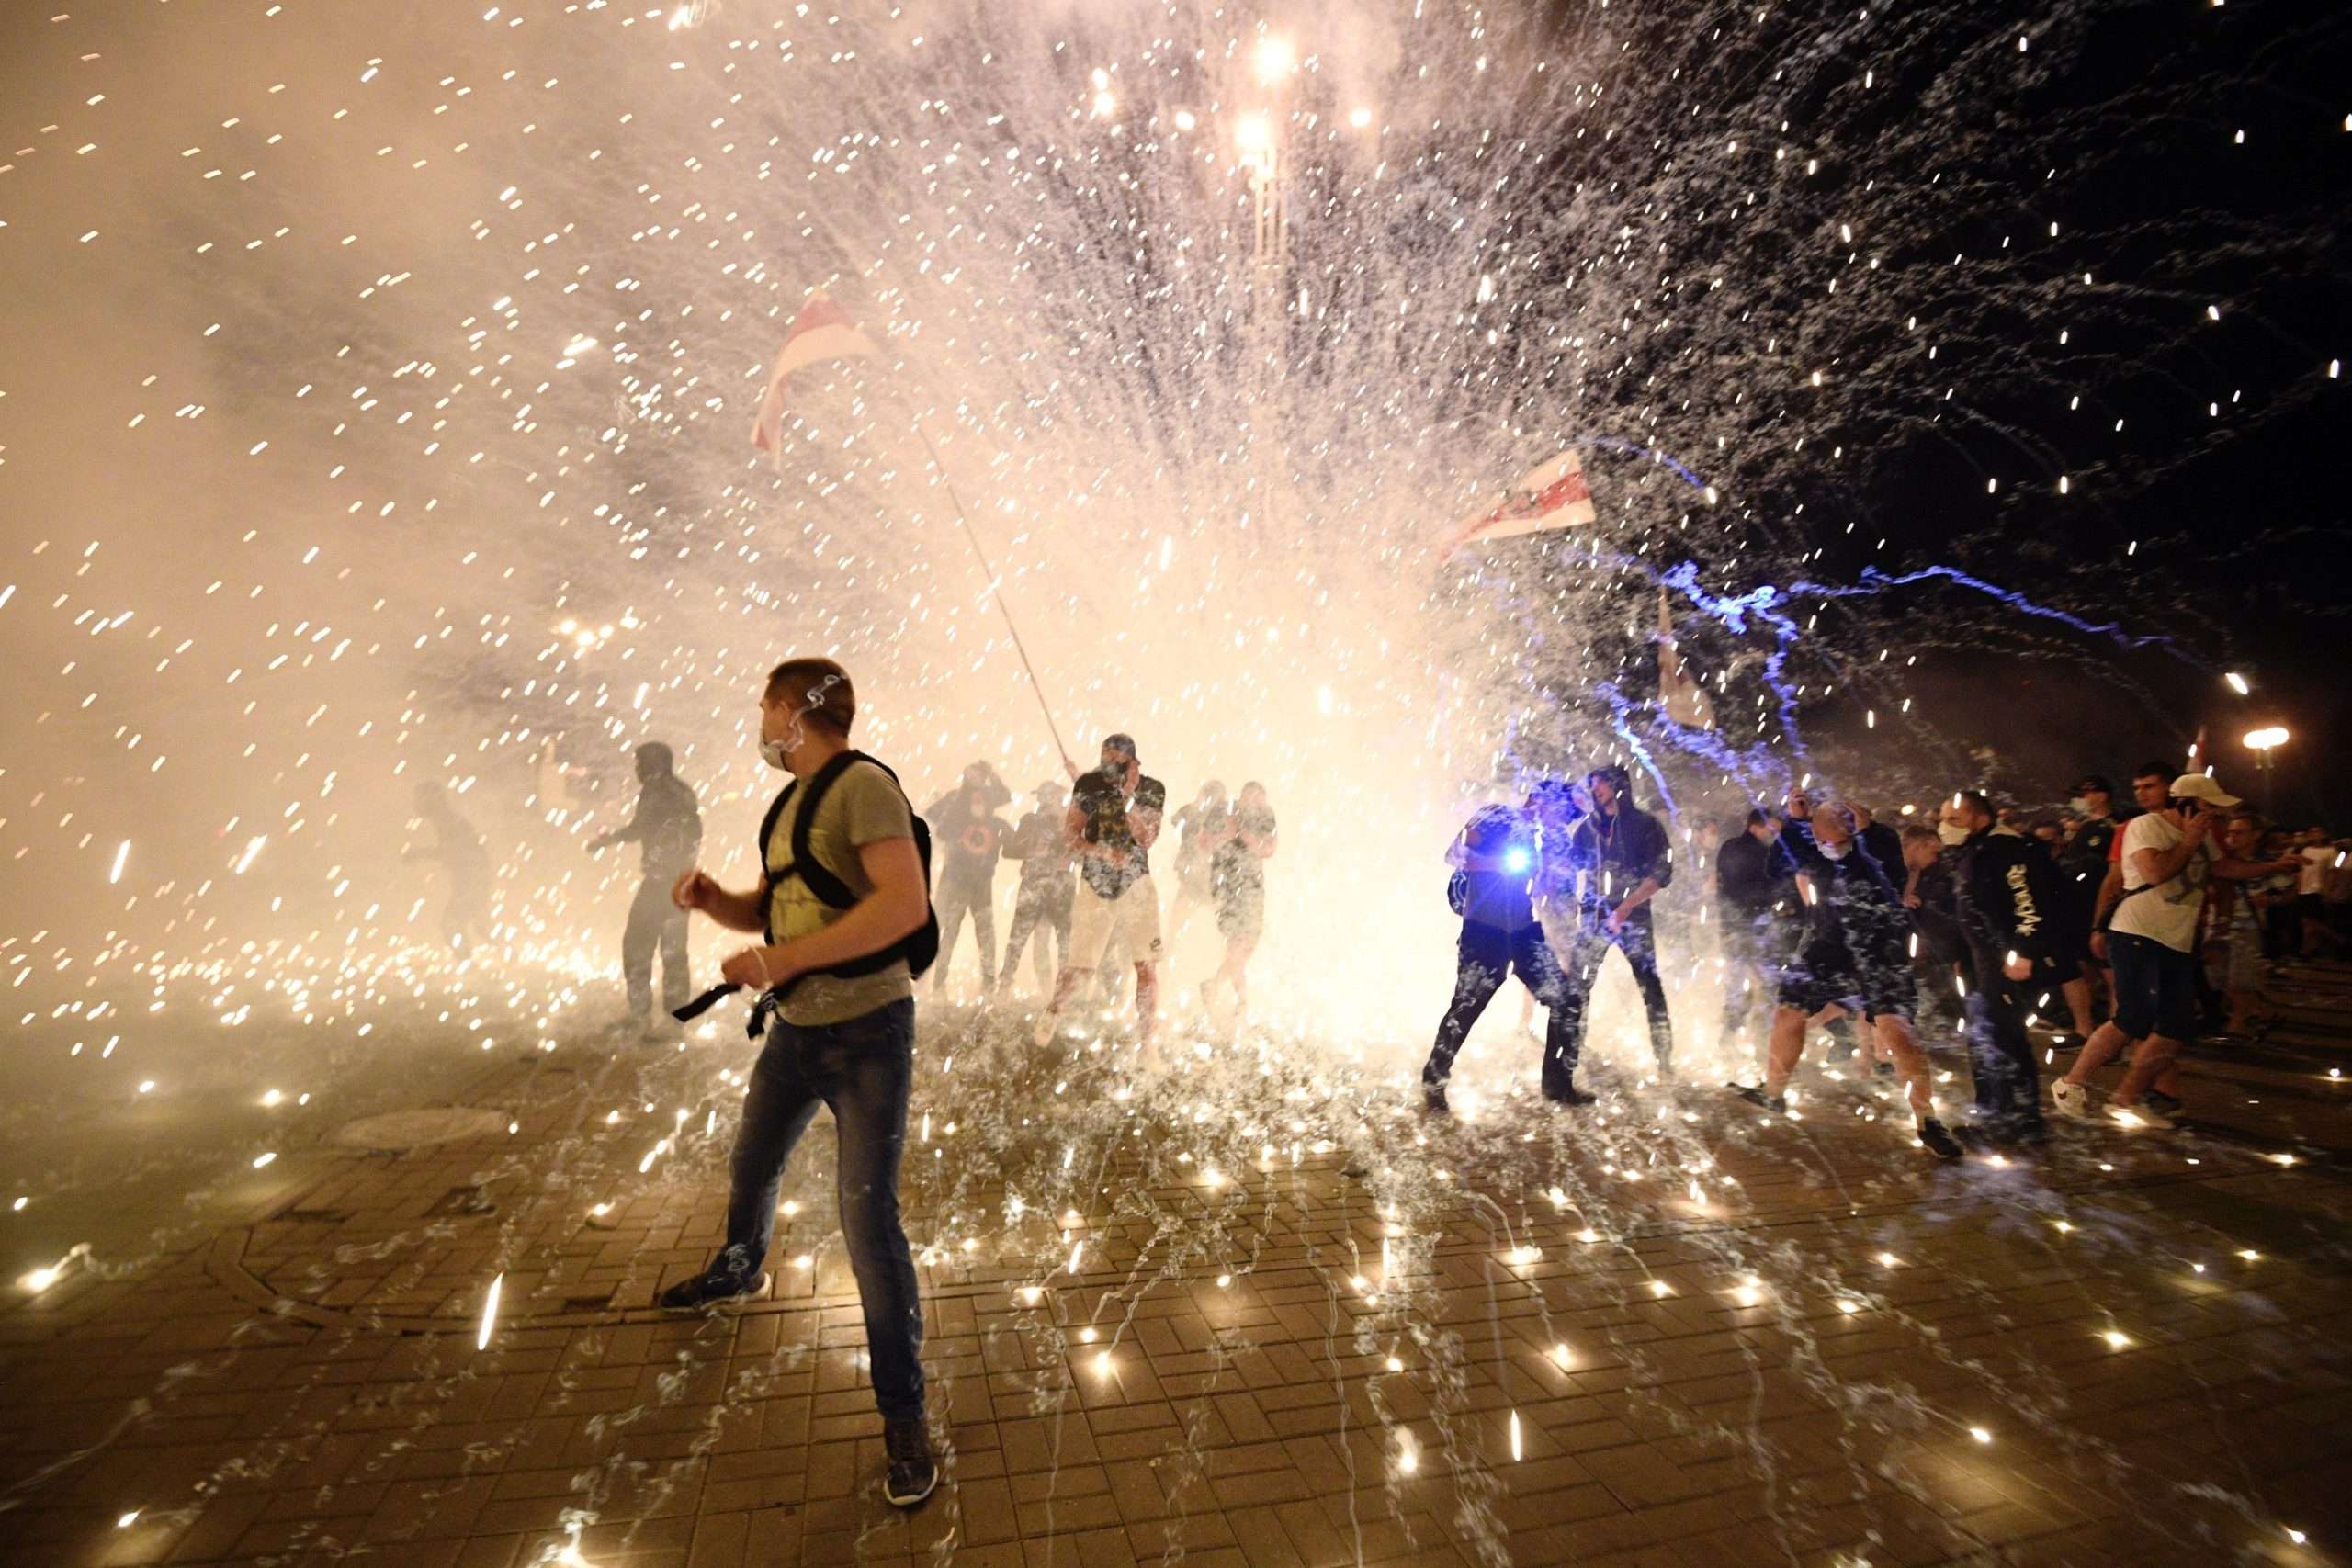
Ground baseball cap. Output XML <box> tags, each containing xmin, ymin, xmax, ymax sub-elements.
<box><xmin>2072</xmin><ymin>773</ymin><xmax>2114</xmax><ymax>796</ymax></box>
<box><xmin>1102</xmin><ymin>732</ymin><xmax>1137</xmax><ymax>760</ymax></box>
<box><xmin>2170</xmin><ymin>773</ymin><xmax>2242</xmax><ymax>808</ymax></box>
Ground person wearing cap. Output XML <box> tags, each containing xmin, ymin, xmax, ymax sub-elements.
<box><xmin>998</xmin><ymin>779</ymin><xmax>1076</xmax><ymax>998</ymax></box>
<box><xmin>589</xmin><ymin>742</ymin><xmax>703</xmax><ymax>1034</ymax></box>
<box><xmin>1035</xmin><ymin>734</ymin><xmax>1168</xmax><ymax>1055</ymax></box>
<box><xmin>2052</xmin><ymin>773</ymin><xmax>2300</xmax><ymax>1127</ymax></box>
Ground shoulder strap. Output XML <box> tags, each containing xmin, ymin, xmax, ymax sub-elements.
<box><xmin>788</xmin><ymin>750</ymin><xmax>869</xmax><ymax>910</ymax></box>
<box><xmin>756</xmin><ymin>781</ymin><xmax>799</xmax><ymax>943</ymax></box>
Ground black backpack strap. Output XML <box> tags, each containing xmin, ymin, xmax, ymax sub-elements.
<box><xmin>783</xmin><ymin>751</ymin><xmax>935</xmax><ymax>983</ymax></box>
<box><xmin>787</xmin><ymin>750</ymin><xmax>870</xmax><ymax>910</ymax></box>
<box><xmin>755</xmin><ymin>780</ymin><xmax>799</xmax><ymax>943</ymax></box>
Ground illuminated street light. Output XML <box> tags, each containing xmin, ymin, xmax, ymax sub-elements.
<box><xmin>2224</xmin><ymin>671</ymin><xmax>2250</xmax><ymax>694</ymax></box>
<box><xmin>2245</xmin><ymin>726</ymin><xmax>2288</xmax><ymax>802</ymax></box>
<box><xmin>1235</xmin><ymin>113</ymin><xmax>1272</xmax><ymax>157</ymax></box>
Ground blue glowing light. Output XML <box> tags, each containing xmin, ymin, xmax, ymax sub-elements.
<box><xmin>1502</xmin><ymin>846</ymin><xmax>1533</xmax><ymax>874</ymax></box>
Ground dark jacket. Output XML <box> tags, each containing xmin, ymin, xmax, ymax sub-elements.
<box><xmin>1566</xmin><ymin>804</ymin><xmax>1674</xmax><ymax>919</ymax></box>
<box><xmin>1716</xmin><ymin>829</ymin><xmax>1797</xmax><ymax>921</ymax></box>
<box><xmin>1954</xmin><ymin>829</ymin><xmax>2063</xmax><ymax>981</ymax></box>
<box><xmin>1781</xmin><ymin>819</ymin><xmax>1908</xmax><ymax>977</ymax></box>
<box><xmin>1907</xmin><ymin>857</ymin><xmax>1966</xmax><ymax>966</ymax></box>
<box><xmin>925</xmin><ymin>771</ymin><xmax>1013</xmax><ymax>884</ymax></box>
<box><xmin>611</xmin><ymin>773</ymin><xmax>702</xmax><ymax>877</ymax></box>
<box><xmin>1003</xmin><ymin>807</ymin><xmax>1074</xmax><ymax>892</ymax></box>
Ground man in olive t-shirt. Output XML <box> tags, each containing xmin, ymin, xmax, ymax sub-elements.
<box><xmin>660</xmin><ymin>656</ymin><xmax>938</xmax><ymax>1509</ymax></box>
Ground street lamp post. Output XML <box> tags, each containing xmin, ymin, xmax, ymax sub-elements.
<box><xmin>2244</xmin><ymin>726</ymin><xmax>2288</xmax><ymax>807</ymax></box>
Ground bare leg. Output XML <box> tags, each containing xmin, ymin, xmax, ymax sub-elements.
<box><xmin>1134</xmin><ymin>962</ymin><xmax>1159</xmax><ymax>1048</ymax></box>
<box><xmin>2061</xmin><ymin>1020</ymin><xmax>2132</xmax><ymax>1088</ymax></box>
<box><xmin>1038</xmin><ymin>967</ymin><xmax>1087</xmax><ymax>1037</ymax></box>
<box><xmin>1761</xmin><ymin>1004</ymin><xmax>1815</xmax><ymax>1099</ymax></box>
<box><xmin>1874</xmin><ymin>1014</ymin><xmax>1934</xmax><ymax>1120</ymax></box>
<box><xmin>2063</xmin><ymin>975</ymin><xmax>2095</xmax><ymax>1038</ymax></box>
<box><xmin>2115</xmin><ymin>1032</ymin><xmax>2184</xmax><ymax>1105</ymax></box>
<box><xmin>1214</xmin><ymin>935</ymin><xmax>1259</xmax><ymax>1022</ymax></box>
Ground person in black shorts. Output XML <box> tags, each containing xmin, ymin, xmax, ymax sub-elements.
<box><xmin>1731</xmin><ymin>793</ymin><xmax>1961</xmax><ymax>1159</ymax></box>
<box><xmin>1201</xmin><ymin>783</ymin><xmax>1277</xmax><ymax>1022</ymax></box>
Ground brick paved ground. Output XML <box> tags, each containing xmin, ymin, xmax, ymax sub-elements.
<box><xmin>6</xmin><ymin>963</ymin><xmax>2352</xmax><ymax>1568</ymax></box>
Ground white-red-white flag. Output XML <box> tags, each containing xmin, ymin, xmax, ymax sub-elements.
<box><xmin>1446</xmin><ymin>450</ymin><xmax>1597</xmax><ymax>554</ymax></box>
<box><xmin>1656</xmin><ymin>589</ymin><xmax>1715</xmax><ymax>729</ymax></box>
<box><xmin>749</xmin><ymin>289</ymin><xmax>881</xmax><ymax>464</ymax></box>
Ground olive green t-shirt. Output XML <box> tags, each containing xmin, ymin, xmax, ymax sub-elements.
<box><xmin>764</xmin><ymin>759</ymin><xmax>917</xmax><ymax>1026</ymax></box>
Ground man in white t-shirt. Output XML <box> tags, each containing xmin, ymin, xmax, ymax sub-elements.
<box><xmin>2052</xmin><ymin>774</ymin><xmax>2296</xmax><ymax>1128</ymax></box>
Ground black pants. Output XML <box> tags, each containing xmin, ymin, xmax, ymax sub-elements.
<box><xmin>1559</xmin><ymin>912</ymin><xmax>1674</xmax><ymax>1070</ymax></box>
<box><xmin>1424</xmin><ymin>922</ymin><xmax>1582</xmax><ymax>1092</ymax></box>
<box><xmin>622</xmin><ymin>875</ymin><xmax>689</xmax><ymax>1018</ymax></box>
<box><xmin>1963</xmin><ymin>967</ymin><xmax>2043</xmax><ymax>1139</ymax></box>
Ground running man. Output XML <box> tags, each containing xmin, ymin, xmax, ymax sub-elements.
<box><xmin>589</xmin><ymin>741</ymin><xmax>703</xmax><ymax>1035</ymax></box>
<box><xmin>1731</xmin><ymin>795</ymin><xmax>1962</xmax><ymax>1159</ymax></box>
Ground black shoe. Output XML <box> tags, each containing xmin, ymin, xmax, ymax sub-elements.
<box><xmin>1872</xmin><ymin>1061</ymin><xmax>1895</xmax><ymax>1079</ymax></box>
<box><xmin>2144</xmin><ymin>1089</ymin><xmax>2185</xmax><ymax>1120</ymax></box>
<box><xmin>1422</xmin><ymin>1080</ymin><xmax>1450</xmax><ymax>1115</ymax></box>
<box><xmin>658</xmin><ymin>1269</ymin><xmax>770</xmax><ymax>1311</ymax></box>
<box><xmin>1542</xmin><ymin>1081</ymin><xmax>1596</xmax><ymax>1107</ymax></box>
<box><xmin>1731</xmin><ymin>1083</ymin><xmax>1786</xmax><ymax>1113</ymax></box>
<box><xmin>1917</xmin><ymin>1119</ymin><xmax>1963</xmax><ymax>1160</ymax></box>
<box><xmin>883</xmin><ymin>1417</ymin><xmax>938</xmax><ymax>1506</ymax></box>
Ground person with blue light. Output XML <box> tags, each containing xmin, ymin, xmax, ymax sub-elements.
<box><xmin>1421</xmin><ymin>784</ymin><xmax>1589</xmax><ymax>1113</ymax></box>
<box><xmin>1552</xmin><ymin>764</ymin><xmax>1678</xmax><ymax>1077</ymax></box>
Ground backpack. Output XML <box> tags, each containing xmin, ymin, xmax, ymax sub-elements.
<box><xmin>760</xmin><ymin>750</ymin><xmax>940</xmax><ymax>982</ymax></box>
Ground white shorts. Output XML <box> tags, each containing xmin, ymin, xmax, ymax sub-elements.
<box><xmin>1069</xmin><ymin>875</ymin><xmax>1163</xmax><ymax>970</ymax></box>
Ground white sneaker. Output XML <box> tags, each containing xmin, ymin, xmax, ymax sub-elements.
<box><xmin>2109</xmin><ymin>1099</ymin><xmax>2177</xmax><ymax>1130</ymax></box>
<box><xmin>2049</xmin><ymin>1079</ymin><xmax>2093</xmax><ymax>1121</ymax></box>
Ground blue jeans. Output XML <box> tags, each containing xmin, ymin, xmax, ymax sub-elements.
<box><xmin>711</xmin><ymin>997</ymin><xmax>924</xmax><ymax>1422</ymax></box>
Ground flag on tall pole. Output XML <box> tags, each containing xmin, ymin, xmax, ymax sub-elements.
<box><xmin>749</xmin><ymin>288</ymin><xmax>880</xmax><ymax>468</ymax></box>
<box><xmin>1657</xmin><ymin>589</ymin><xmax>1716</xmax><ymax>729</ymax></box>
<box><xmin>1445</xmin><ymin>450</ymin><xmax>1597</xmax><ymax>555</ymax></box>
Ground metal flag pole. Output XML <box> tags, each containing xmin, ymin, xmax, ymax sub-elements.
<box><xmin>912</xmin><ymin>420</ymin><xmax>1073</xmax><ymax>771</ymax></box>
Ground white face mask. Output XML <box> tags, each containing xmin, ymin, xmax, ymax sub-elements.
<box><xmin>1937</xmin><ymin>821</ymin><xmax>1971</xmax><ymax>847</ymax></box>
<box><xmin>1819</xmin><ymin>840</ymin><xmax>1851</xmax><ymax>861</ymax></box>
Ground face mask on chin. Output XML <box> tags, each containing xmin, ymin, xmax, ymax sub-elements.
<box><xmin>2067</xmin><ymin>796</ymin><xmax>2090</xmax><ymax>815</ymax></box>
<box><xmin>1937</xmin><ymin>821</ymin><xmax>1970</xmax><ymax>847</ymax></box>
<box><xmin>1819</xmin><ymin>840</ymin><xmax>1851</xmax><ymax>861</ymax></box>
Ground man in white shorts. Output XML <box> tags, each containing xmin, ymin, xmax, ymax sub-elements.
<box><xmin>1035</xmin><ymin>733</ymin><xmax>1166</xmax><ymax>1054</ymax></box>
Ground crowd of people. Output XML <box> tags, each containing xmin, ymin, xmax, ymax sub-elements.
<box><xmin>1415</xmin><ymin>757</ymin><xmax>2346</xmax><ymax>1157</ymax></box>
<box><xmin>397</xmin><ymin>651</ymin><xmax>2347</xmax><ymax>1510</ymax></box>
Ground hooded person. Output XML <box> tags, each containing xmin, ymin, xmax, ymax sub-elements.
<box><xmin>1938</xmin><ymin>789</ymin><xmax>2063</xmax><ymax>1145</ymax></box>
<box><xmin>923</xmin><ymin>761</ymin><xmax>1012</xmax><ymax>997</ymax></box>
<box><xmin>1553</xmin><ymin>763</ymin><xmax>1678</xmax><ymax>1077</ymax></box>
<box><xmin>591</xmin><ymin>742</ymin><xmax>704</xmax><ymax>1032</ymax></box>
